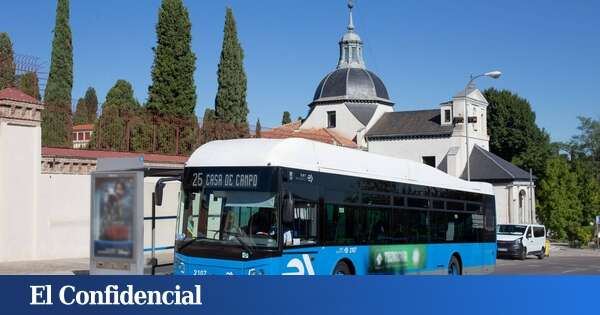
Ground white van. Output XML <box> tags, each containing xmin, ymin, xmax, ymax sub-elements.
<box><xmin>496</xmin><ymin>224</ymin><xmax>546</xmax><ymax>260</ymax></box>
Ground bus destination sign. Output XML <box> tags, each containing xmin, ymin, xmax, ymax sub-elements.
<box><xmin>192</xmin><ymin>172</ymin><xmax>258</xmax><ymax>189</ymax></box>
<box><xmin>184</xmin><ymin>167</ymin><xmax>275</xmax><ymax>191</ymax></box>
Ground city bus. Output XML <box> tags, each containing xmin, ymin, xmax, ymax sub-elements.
<box><xmin>173</xmin><ymin>138</ymin><xmax>496</xmax><ymax>275</ymax></box>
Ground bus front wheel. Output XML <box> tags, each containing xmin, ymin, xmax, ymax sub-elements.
<box><xmin>447</xmin><ymin>256</ymin><xmax>462</xmax><ymax>276</ymax></box>
<box><xmin>333</xmin><ymin>261</ymin><xmax>351</xmax><ymax>275</ymax></box>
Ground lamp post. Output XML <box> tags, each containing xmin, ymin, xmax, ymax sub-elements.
<box><xmin>464</xmin><ymin>71</ymin><xmax>501</xmax><ymax>181</ymax></box>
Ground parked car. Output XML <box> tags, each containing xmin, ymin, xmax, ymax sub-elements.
<box><xmin>496</xmin><ymin>224</ymin><xmax>546</xmax><ymax>260</ymax></box>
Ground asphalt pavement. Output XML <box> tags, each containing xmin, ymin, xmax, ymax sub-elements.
<box><xmin>494</xmin><ymin>256</ymin><xmax>600</xmax><ymax>275</ymax></box>
<box><xmin>2</xmin><ymin>244</ymin><xmax>599</xmax><ymax>275</ymax></box>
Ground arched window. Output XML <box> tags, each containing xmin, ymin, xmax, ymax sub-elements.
<box><xmin>519</xmin><ymin>190</ymin><xmax>526</xmax><ymax>210</ymax></box>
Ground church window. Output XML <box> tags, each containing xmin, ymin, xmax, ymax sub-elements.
<box><xmin>327</xmin><ymin>111</ymin><xmax>337</xmax><ymax>128</ymax></box>
<box><xmin>351</xmin><ymin>46</ymin><xmax>357</xmax><ymax>62</ymax></box>
<box><xmin>519</xmin><ymin>190</ymin><xmax>526</xmax><ymax>209</ymax></box>
<box><xmin>444</xmin><ymin>109</ymin><xmax>451</xmax><ymax>123</ymax></box>
<box><xmin>344</xmin><ymin>47</ymin><xmax>350</xmax><ymax>63</ymax></box>
<box><xmin>422</xmin><ymin>156</ymin><xmax>436</xmax><ymax>167</ymax></box>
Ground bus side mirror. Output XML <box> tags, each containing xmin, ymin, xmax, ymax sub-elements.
<box><xmin>154</xmin><ymin>177</ymin><xmax>180</xmax><ymax>206</ymax></box>
<box><xmin>155</xmin><ymin>182</ymin><xmax>166</xmax><ymax>206</ymax></box>
<box><xmin>282</xmin><ymin>193</ymin><xmax>294</xmax><ymax>224</ymax></box>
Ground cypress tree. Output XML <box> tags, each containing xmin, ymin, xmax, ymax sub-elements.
<box><xmin>42</xmin><ymin>0</ymin><xmax>73</xmax><ymax>147</ymax></box>
<box><xmin>90</xmin><ymin>80</ymin><xmax>140</xmax><ymax>151</ymax></box>
<box><xmin>255</xmin><ymin>119</ymin><xmax>261</xmax><ymax>138</ymax></box>
<box><xmin>214</xmin><ymin>7</ymin><xmax>248</xmax><ymax>126</ymax></box>
<box><xmin>147</xmin><ymin>0</ymin><xmax>196</xmax><ymax>116</ymax></box>
<box><xmin>281</xmin><ymin>111</ymin><xmax>291</xmax><ymax>125</ymax></box>
<box><xmin>83</xmin><ymin>87</ymin><xmax>98</xmax><ymax>122</ymax></box>
<box><xmin>18</xmin><ymin>72</ymin><xmax>41</xmax><ymax>100</ymax></box>
<box><xmin>0</xmin><ymin>32</ymin><xmax>16</xmax><ymax>90</ymax></box>
<box><xmin>72</xmin><ymin>87</ymin><xmax>98</xmax><ymax>125</ymax></box>
<box><xmin>72</xmin><ymin>97</ymin><xmax>88</xmax><ymax>125</ymax></box>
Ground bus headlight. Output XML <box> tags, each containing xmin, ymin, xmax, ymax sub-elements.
<box><xmin>174</xmin><ymin>257</ymin><xmax>185</xmax><ymax>274</ymax></box>
<box><xmin>248</xmin><ymin>268</ymin><xmax>265</xmax><ymax>276</ymax></box>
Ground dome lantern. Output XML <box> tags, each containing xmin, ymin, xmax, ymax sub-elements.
<box><xmin>337</xmin><ymin>0</ymin><xmax>365</xmax><ymax>69</ymax></box>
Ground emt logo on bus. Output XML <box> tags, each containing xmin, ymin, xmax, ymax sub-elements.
<box><xmin>282</xmin><ymin>254</ymin><xmax>315</xmax><ymax>275</ymax></box>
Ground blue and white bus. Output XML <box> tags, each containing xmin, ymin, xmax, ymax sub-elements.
<box><xmin>173</xmin><ymin>138</ymin><xmax>496</xmax><ymax>275</ymax></box>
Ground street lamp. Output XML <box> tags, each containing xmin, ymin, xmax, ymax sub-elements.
<box><xmin>464</xmin><ymin>70</ymin><xmax>502</xmax><ymax>181</ymax></box>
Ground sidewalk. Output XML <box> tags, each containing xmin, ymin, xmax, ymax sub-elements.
<box><xmin>0</xmin><ymin>257</ymin><xmax>89</xmax><ymax>275</ymax></box>
<box><xmin>549</xmin><ymin>242</ymin><xmax>600</xmax><ymax>257</ymax></box>
<box><xmin>0</xmin><ymin>252</ymin><xmax>174</xmax><ymax>275</ymax></box>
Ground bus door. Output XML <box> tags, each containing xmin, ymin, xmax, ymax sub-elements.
<box><xmin>280</xmin><ymin>177</ymin><xmax>320</xmax><ymax>275</ymax></box>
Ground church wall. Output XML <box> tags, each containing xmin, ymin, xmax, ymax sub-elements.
<box><xmin>367</xmin><ymin>137</ymin><xmax>453</xmax><ymax>171</ymax></box>
<box><xmin>451</xmin><ymin>94</ymin><xmax>490</xmax><ymax>144</ymax></box>
<box><xmin>367</xmin><ymin>135</ymin><xmax>488</xmax><ymax>177</ymax></box>
<box><xmin>301</xmin><ymin>103</ymin><xmax>364</xmax><ymax>140</ymax></box>
<box><xmin>493</xmin><ymin>184</ymin><xmax>510</xmax><ymax>225</ymax></box>
<box><xmin>492</xmin><ymin>181</ymin><xmax>536</xmax><ymax>225</ymax></box>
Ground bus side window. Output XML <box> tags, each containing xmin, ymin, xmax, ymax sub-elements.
<box><xmin>286</xmin><ymin>199</ymin><xmax>317</xmax><ymax>246</ymax></box>
<box><xmin>323</xmin><ymin>204</ymin><xmax>354</xmax><ymax>244</ymax></box>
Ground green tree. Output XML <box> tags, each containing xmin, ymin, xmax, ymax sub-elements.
<box><xmin>572</xmin><ymin>159</ymin><xmax>600</xmax><ymax>226</ymax></box>
<box><xmin>42</xmin><ymin>0</ymin><xmax>73</xmax><ymax>147</ymax></box>
<box><xmin>18</xmin><ymin>72</ymin><xmax>40</xmax><ymax>100</ymax></box>
<box><xmin>214</xmin><ymin>7</ymin><xmax>248</xmax><ymax>128</ymax></box>
<box><xmin>0</xmin><ymin>32</ymin><xmax>16</xmax><ymax>89</ymax></box>
<box><xmin>537</xmin><ymin>156</ymin><xmax>582</xmax><ymax>240</ymax></box>
<box><xmin>200</xmin><ymin>107</ymin><xmax>248</xmax><ymax>145</ymax></box>
<box><xmin>90</xmin><ymin>80</ymin><xmax>140</xmax><ymax>151</ymax></box>
<box><xmin>281</xmin><ymin>111</ymin><xmax>291</xmax><ymax>125</ymax></box>
<box><xmin>103</xmin><ymin>80</ymin><xmax>140</xmax><ymax>112</ymax></box>
<box><xmin>147</xmin><ymin>0</ymin><xmax>196</xmax><ymax>117</ymax></box>
<box><xmin>255</xmin><ymin>119</ymin><xmax>261</xmax><ymax>138</ymax></box>
<box><xmin>72</xmin><ymin>97</ymin><xmax>88</xmax><ymax>125</ymax></box>
<box><xmin>72</xmin><ymin>87</ymin><xmax>98</xmax><ymax>125</ymax></box>
<box><xmin>483</xmin><ymin>88</ymin><xmax>552</xmax><ymax>177</ymax></box>
<box><xmin>570</xmin><ymin>116</ymin><xmax>600</xmax><ymax>179</ymax></box>
<box><xmin>83</xmin><ymin>87</ymin><xmax>98</xmax><ymax>122</ymax></box>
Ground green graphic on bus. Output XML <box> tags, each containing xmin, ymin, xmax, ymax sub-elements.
<box><xmin>368</xmin><ymin>245</ymin><xmax>427</xmax><ymax>274</ymax></box>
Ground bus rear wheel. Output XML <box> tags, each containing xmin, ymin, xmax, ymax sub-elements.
<box><xmin>333</xmin><ymin>261</ymin><xmax>351</xmax><ymax>275</ymax></box>
<box><xmin>447</xmin><ymin>256</ymin><xmax>461</xmax><ymax>275</ymax></box>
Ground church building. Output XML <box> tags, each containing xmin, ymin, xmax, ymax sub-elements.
<box><xmin>263</xmin><ymin>2</ymin><xmax>536</xmax><ymax>225</ymax></box>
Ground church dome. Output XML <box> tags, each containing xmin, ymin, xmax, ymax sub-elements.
<box><xmin>312</xmin><ymin>67</ymin><xmax>392</xmax><ymax>104</ymax></box>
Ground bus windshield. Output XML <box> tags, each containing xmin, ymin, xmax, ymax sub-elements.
<box><xmin>497</xmin><ymin>224</ymin><xmax>527</xmax><ymax>236</ymax></box>
<box><xmin>176</xmin><ymin>190</ymin><xmax>278</xmax><ymax>249</ymax></box>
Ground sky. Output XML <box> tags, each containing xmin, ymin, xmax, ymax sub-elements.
<box><xmin>1</xmin><ymin>0</ymin><xmax>599</xmax><ymax>141</ymax></box>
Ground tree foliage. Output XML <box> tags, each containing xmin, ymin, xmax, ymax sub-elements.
<box><xmin>537</xmin><ymin>156</ymin><xmax>582</xmax><ymax>240</ymax></box>
<box><xmin>18</xmin><ymin>72</ymin><xmax>40</xmax><ymax>100</ymax></box>
<box><xmin>89</xmin><ymin>80</ymin><xmax>139</xmax><ymax>151</ymax></box>
<box><xmin>214</xmin><ymin>7</ymin><xmax>248</xmax><ymax>127</ymax></box>
<box><xmin>72</xmin><ymin>98</ymin><xmax>88</xmax><ymax>125</ymax></box>
<box><xmin>281</xmin><ymin>111</ymin><xmax>291</xmax><ymax>125</ymax></box>
<box><xmin>147</xmin><ymin>0</ymin><xmax>196</xmax><ymax>117</ymax></box>
<box><xmin>569</xmin><ymin>116</ymin><xmax>600</xmax><ymax>179</ymax></box>
<box><xmin>533</xmin><ymin>116</ymin><xmax>600</xmax><ymax>244</ymax></box>
<box><xmin>83</xmin><ymin>87</ymin><xmax>98</xmax><ymax>122</ymax></box>
<box><xmin>72</xmin><ymin>87</ymin><xmax>98</xmax><ymax>125</ymax></box>
<box><xmin>42</xmin><ymin>0</ymin><xmax>73</xmax><ymax>147</ymax></box>
<box><xmin>255</xmin><ymin>119</ymin><xmax>261</xmax><ymax>138</ymax></box>
<box><xmin>0</xmin><ymin>32</ymin><xmax>16</xmax><ymax>90</ymax></box>
<box><xmin>483</xmin><ymin>88</ymin><xmax>552</xmax><ymax>177</ymax></box>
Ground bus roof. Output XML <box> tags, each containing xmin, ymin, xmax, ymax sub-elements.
<box><xmin>186</xmin><ymin>138</ymin><xmax>494</xmax><ymax>195</ymax></box>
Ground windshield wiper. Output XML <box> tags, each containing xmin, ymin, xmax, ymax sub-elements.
<box><xmin>225</xmin><ymin>231</ymin><xmax>254</xmax><ymax>257</ymax></box>
<box><xmin>177</xmin><ymin>236</ymin><xmax>206</xmax><ymax>251</ymax></box>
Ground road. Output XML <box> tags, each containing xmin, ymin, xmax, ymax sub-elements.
<box><xmin>494</xmin><ymin>256</ymin><xmax>600</xmax><ymax>275</ymax></box>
